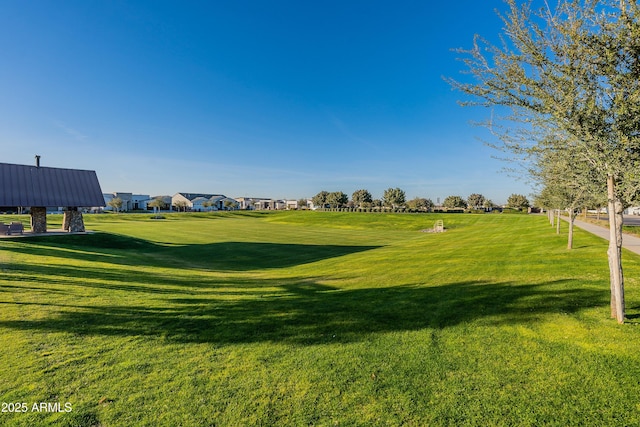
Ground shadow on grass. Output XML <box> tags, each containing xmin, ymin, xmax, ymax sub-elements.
<box><xmin>0</xmin><ymin>232</ymin><xmax>610</xmax><ymax>345</ymax></box>
<box><xmin>0</xmin><ymin>279</ymin><xmax>608</xmax><ymax>346</ymax></box>
<box><xmin>4</xmin><ymin>232</ymin><xmax>381</xmax><ymax>271</ymax></box>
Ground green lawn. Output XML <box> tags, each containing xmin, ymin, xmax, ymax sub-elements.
<box><xmin>2</xmin><ymin>211</ymin><xmax>640</xmax><ymax>426</ymax></box>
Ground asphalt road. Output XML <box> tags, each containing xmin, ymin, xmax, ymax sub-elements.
<box><xmin>591</xmin><ymin>215</ymin><xmax>640</xmax><ymax>226</ymax></box>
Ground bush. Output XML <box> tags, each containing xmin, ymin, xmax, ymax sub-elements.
<box><xmin>502</xmin><ymin>208</ymin><xmax>527</xmax><ymax>214</ymax></box>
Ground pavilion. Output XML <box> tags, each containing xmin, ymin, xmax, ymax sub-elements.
<box><xmin>0</xmin><ymin>157</ymin><xmax>105</xmax><ymax>233</ymax></box>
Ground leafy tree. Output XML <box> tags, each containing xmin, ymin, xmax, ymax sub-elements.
<box><xmin>450</xmin><ymin>0</ymin><xmax>640</xmax><ymax>322</ymax></box>
<box><xmin>148</xmin><ymin>197</ymin><xmax>168</xmax><ymax>211</ymax></box>
<box><xmin>372</xmin><ymin>199</ymin><xmax>383</xmax><ymax>208</ymax></box>
<box><xmin>532</xmin><ymin>143</ymin><xmax>601</xmax><ymax>248</ymax></box>
<box><xmin>174</xmin><ymin>200</ymin><xmax>189</xmax><ymax>212</ymax></box>
<box><xmin>443</xmin><ymin>195</ymin><xmax>466</xmax><ymax>209</ymax></box>
<box><xmin>507</xmin><ymin>194</ymin><xmax>530</xmax><ymax>210</ymax></box>
<box><xmin>107</xmin><ymin>197</ymin><xmax>123</xmax><ymax>213</ymax></box>
<box><xmin>383</xmin><ymin>187</ymin><xmax>406</xmax><ymax>208</ymax></box>
<box><xmin>148</xmin><ymin>197</ymin><xmax>167</xmax><ymax>218</ymax></box>
<box><xmin>534</xmin><ymin>187</ymin><xmax>562</xmax><ymax>228</ymax></box>
<box><xmin>326</xmin><ymin>191</ymin><xmax>348</xmax><ymax>208</ymax></box>
<box><xmin>352</xmin><ymin>189</ymin><xmax>373</xmax><ymax>208</ymax></box>
<box><xmin>312</xmin><ymin>191</ymin><xmax>329</xmax><ymax>209</ymax></box>
<box><xmin>467</xmin><ymin>193</ymin><xmax>486</xmax><ymax>209</ymax></box>
<box><xmin>406</xmin><ymin>197</ymin><xmax>434</xmax><ymax>211</ymax></box>
<box><xmin>297</xmin><ymin>198</ymin><xmax>308</xmax><ymax>210</ymax></box>
<box><xmin>483</xmin><ymin>199</ymin><xmax>494</xmax><ymax>210</ymax></box>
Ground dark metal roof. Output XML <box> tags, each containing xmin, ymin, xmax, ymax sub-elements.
<box><xmin>177</xmin><ymin>192</ymin><xmax>225</xmax><ymax>201</ymax></box>
<box><xmin>0</xmin><ymin>162</ymin><xmax>105</xmax><ymax>207</ymax></box>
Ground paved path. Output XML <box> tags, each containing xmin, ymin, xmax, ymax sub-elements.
<box><xmin>0</xmin><ymin>229</ymin><xmax>95</xmax><ymax>239</ymax></box>
<box><xmin>570</xmin><ymin>218</ymin><xmax>640</xmax><ymax>256</ymax></box>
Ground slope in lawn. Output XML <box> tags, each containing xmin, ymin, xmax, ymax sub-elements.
<box><xmin>1</xmin><ymin>211</ymin><xmax>639</xmax><ymax>426</ymax></box>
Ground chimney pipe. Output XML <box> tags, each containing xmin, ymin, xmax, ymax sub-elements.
<box><xmin>35</xmin><ymin>155</ymin><xmax>41</xmax><ymax>168</ymax></box>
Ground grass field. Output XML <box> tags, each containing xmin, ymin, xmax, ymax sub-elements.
<box><xmin>2</xmin><ymin>211</ymin><xmax>640</xmax><ymax>426</ymax></box>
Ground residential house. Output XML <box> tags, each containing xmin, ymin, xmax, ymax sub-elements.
<box><xmin>103</xmin><ymin>192</ymin><xmax>131</xmax><ymax>211</ymax></box>
<box><xmin>285</xmin><ymin>200</ymin><xmax>297</xmax><ymax>210</ymax></box>
<box><xmin>191</xmin><ymin>196</ymin><xmax>212</xmax><ymax>212</ymax></box>
<box><xmin>131</xmin><ymin>194</ymin><xmax>151</xmax><ymax>210</ymax></box>
<box><xmin>172</xmin><ymin>192</ymin><xmax>238</xmax><ymax>211</ymax></box>
<box><xmin>219</xmin><ymin>197</ymin><xmax>240</xmax><ymax>210</ymax></box>
<box><xmin>253</xmin><ymin>199</ymin><xmax>286</xmax><ymax>210</ymax></box>
<box><xmin>102</xmin><ymin>192</ymin><xmax>150</xmax><ymax>211</ymax></box>
<box><xmin>235</xmin><ymin>197</ymin><xmax>260</xmax><ymax>210</ymax></box>
<box><xmin>148</xmin><ymin>195</ymin><xmax>173</xmax><ymax>211</ymax></box>
<box><xmin>172</xmin><ymin>193</ymin><xmax>219</xmax><ymax>211</ymax></box>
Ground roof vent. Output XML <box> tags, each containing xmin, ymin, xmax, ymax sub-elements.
<box><xmin>35</xmin><ymin>155</ymin><xmax>41</xmax><ymax>168</ymax></box>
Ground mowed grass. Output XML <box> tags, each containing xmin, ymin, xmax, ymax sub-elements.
<box><xmin>2</xmin><ymin>211</ymin><xmax>640</xmax><ymax>426</ymax></box>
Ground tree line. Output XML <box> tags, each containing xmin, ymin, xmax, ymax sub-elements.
<box><xmin>450</xmin><ymin>0</ymin><xmax>640</xmax><ymax>322</ymax></box>
<box><xmin>311</xmin><ymin>188</ymin><xmax>530</xmax><ymax>211</ymax></box>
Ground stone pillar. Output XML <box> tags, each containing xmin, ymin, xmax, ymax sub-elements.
<box><xmin>30</xmin><ymin>207</ymin><xmax>47</xmax><ymax>233</ymax></box>
<box><xmin>63</xmin><ymin>208</ymin><xmax>85</xmax><ymax>233</ymax></box>
<box><xmin>63</xmin><ymin>210</ymin><xmax>70</xmax><ymax>231</ymax></box>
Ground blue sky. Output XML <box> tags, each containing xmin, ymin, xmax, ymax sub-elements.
<box><xmin>0</xmin><ymin>0</ymin><xmax>532</xmax><ymax>204</ymax></box>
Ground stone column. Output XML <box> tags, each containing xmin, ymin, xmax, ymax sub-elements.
<box><xmin>30</xmin><ymin>207</ymin><xmax>47</xmax><ymax>233</ymax></box>
<box><xmin>63</xmin><ymin>208</ymin><xmax>85</xmax><ymax>232</ymax></box>
<box><xmin>63</xmin><ymin>210</ymin><xmax>70</xmax><ymax>231</ymax></box>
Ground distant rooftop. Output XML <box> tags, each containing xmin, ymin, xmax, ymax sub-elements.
<box><xmin>176</xmin><ymin>192</ymin><xmax>225</xmax><ymax>201</ymax></box>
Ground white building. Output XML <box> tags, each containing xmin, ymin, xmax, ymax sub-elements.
<box><xmin>172</xmin><ymin>192</ymin><xmax>238</xmax><ymax>211</ymax></box>
<box><xmin>131</xmin><ymin>194</ymin><xmax>151</xmax><ymax>210</ymax></box>
<box><xmin>252</xmin><ymin>199</ymin><xmax>287</xmax><ymax>210</ymax></box>
<box><xmin>191</xmin><ymin>196</ymin><xmax>212</xmax><ymax>211</ymax></box>
<box><xmin>103</xmin><ymin>192</ymin><xmax>150</xmax><ymax>211</ymax></box>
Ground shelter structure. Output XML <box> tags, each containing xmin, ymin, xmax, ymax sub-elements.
<box><xmin>0</xmin><ymin>158</ymin><xmax>105</xmax><ymax>233</ymax></box>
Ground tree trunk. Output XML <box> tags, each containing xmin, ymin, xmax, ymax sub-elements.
<box><xmin>607</xmin><ymin>175</ymin><xmax>625</xmax><ymax>323</ymax></box>
<box><xmin>549</xmin><ymin>209</ymin><xmax>554</xmax><ymax>226</ymax></box>
<box><xmin>556</xmin><ymin>210</ymin><xmax>561</xmax><ymax>234</ymax></box>
<box><xmin>568</xmin><ymin>209</ymin><xmax>575</xmax><ymax>250</ymax></box>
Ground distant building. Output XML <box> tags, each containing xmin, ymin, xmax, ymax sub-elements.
<box><xmin>131</xmin><ymin>194</ymin><xmax>150</xmax><ymax>210</ymax></box>
<box><xmin>190</xmin><ymin>196</ymin><xmax>211</xmax><ymax>211</ymax></box>
<box><xmin>103</xmin><ymin>192</ymin><xmax>150</xmax><ymax>211</ymax></box>
<box><xmin>172</xmin><ymin>192</ymin><xmax>239</xmax><ymax>211</ymax></box>
<box><xmin>103</xmin><ymin>192</ymin><xmax>130</xmax><ymax>211</ymax></box>
<box><xmin>252</xmin><ymin>199</ymin><xmax>286</xmax><ymax>210</ymax></box>
<box><xmin>217</xmin><ymin>196</ymin><xmax>240</xmax><ymax>210</ymax></box>
<box><xmin>149</xmin><ymin>195</ymin><xmax>173</xmax><ymax>211</ymax></box>
<box><xmin>235</xmin><ymin>197</ymin><xmax>260</xmax><ymax>210</ymax></box>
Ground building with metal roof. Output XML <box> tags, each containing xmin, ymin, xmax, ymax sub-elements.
<box><xmin>0</xmin><ymin>158</ymin><xmax>104</xmax><ymax>233</ymax></box>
